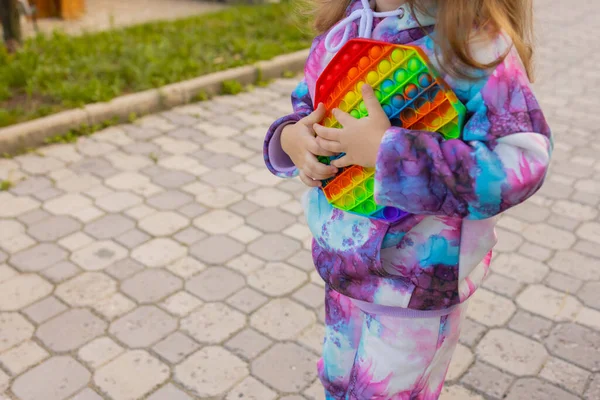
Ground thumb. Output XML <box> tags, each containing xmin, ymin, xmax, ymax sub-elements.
<box><xmin>301</xmin><ymin>103</ymin><xmax>326</xmax><ymax>125</ymax></box>
<box><xmin>362</xmin><ymin>84</ymin><xmax>387</xmax><ymax>120</ymax></box>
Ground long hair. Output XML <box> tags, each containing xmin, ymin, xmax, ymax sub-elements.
<box><xmin>309</xmin><ymin>0</ymin><xmax>535</xmax><ymax>80</ymax></box>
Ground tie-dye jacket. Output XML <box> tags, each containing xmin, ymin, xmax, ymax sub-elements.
<box><xmin>263</xmin><ymin>0</ymin><xmax>552</xmax><ymax>312</ymax></box>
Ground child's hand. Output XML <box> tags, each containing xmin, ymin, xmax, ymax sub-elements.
<box><xmin>281</xmin><ymin>104</ymin><xmax>339</xmax><ymax>187</ymax></box>
<box><xmin>313</xmin><ymin>84</ymin><xmax>391</xmax><ymax>169</ymax></box>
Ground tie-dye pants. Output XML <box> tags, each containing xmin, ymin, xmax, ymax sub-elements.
<box><xmin>319</xmin><ymin>285</ymin><xmax>467</xmax><ymax>400</ymax></box>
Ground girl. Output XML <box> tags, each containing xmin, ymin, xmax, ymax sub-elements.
<box><xmin>264</xmin><ymin>0</ymin><xmax>551</xmax><ymax>398</ymax></box>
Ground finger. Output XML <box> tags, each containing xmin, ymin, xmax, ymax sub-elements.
<box><xmin>307</xmin><ymin>139</ymin><xmax>336</xmax><ymax>157</ymax></box>
<box><xmin>332</xmin><ymin>108</ymin><xmax>355</xmax><ymax>126</ymax></box>
<box><xmin>301</xmin><ymin>103</ymin><xmax>326</xmax><ymax>125</ymax></box>
<box><xmin>361</xmin><ymin>84</ymin><xmax>388</xmax><ymax>120</ymax></box>
<box><xmin>313</xmin><ymin>124</ymin><xmax>341</xmax><ymax>141</ymax></box>
<box><xmin>305</xmin><ymin>157</ymin><xmax>338</xmax><ymax>179</ymax></box>
<box><xmin>299</xmin><ymin>171</ymin><xmax>322</xmax><ymax>187</ymax></box>
<box><xmin>316</xmin><ymin>137</ymin><xmax>344</xmax><ymax>154</ymax></box>
<box><xmin>331</xmin><ymin>155</ymin><xmax>353</xmax><ymax>169</ymax></box>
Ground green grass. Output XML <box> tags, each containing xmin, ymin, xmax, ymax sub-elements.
<box><xmin>0</xmin><ymin>1</ymin><xmax>312</xmax><ymax>128</ymax></box>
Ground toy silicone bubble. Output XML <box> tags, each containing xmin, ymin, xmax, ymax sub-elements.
<box><xmin>315</xmin><ymin>39</ymin><xmax>466</xmax><ymax>222</ymax></box>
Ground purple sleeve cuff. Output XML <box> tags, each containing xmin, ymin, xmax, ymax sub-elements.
<box><xmin>264</xmin><ymin>113</ymin><xmax>308</xmax><ymax>178</ymax></box>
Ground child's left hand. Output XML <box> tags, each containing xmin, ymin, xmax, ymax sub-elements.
<box><xmin>313</xmin><ymin>84</ymin><xmax>391</xmax><ymax>169</ymax></box>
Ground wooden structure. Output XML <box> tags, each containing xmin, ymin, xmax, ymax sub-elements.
<box><xmin>33</xmin><ymin>0</ymin><xmax>85</xmax><ymax>20</ymax></box>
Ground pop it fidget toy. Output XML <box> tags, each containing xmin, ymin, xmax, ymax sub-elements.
<box><xmin>315</xmin><ymin>39</ymin><xmax>467</xmax><ymax>222</ymax></box>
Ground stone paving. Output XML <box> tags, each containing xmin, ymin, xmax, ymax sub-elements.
<box><xmin>1</xmin><ymin>0</ymin><xmax>600</xmax><ymax>399</ymax></box>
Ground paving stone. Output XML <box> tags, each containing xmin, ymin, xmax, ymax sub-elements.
<box><xmin>251</xmin><ymin>299</ymin><xmax>316</xmax><ymax>340</ymax></box>
<box><xmin>586</xmin><ymin>374</ymin><xmax>600</xmax><ymax>400</ymax></box>
<box><xmin>577</xmin><ymin>222</ymin><xmax>600</xmax><ymax>244</ymax></box>
<box><xmin>248</xmin><ymin>234</ymin><xmax>301</xmax><ymax>261</ymax></box>
<box><xmin>187</xmin><ymin>183</ymin><xmax>241</xmax><ymax>207</ymax></box>
<box><xmin>481</xmin><ymin>272</ymin><xmax>523</xmax><ymax>297</ymax></box>
<box><xmin>186</xmin><ymin>267</ymin><xmax>245</xmax><ymax>301</ymax></box>
<box><xmin>253</xmin><ymin>342</ymin><xmax>316</xmax><ymax>392</ymax></box>
<box><xmin>84</xmin><ymin>214</ymin><xmax>135</xmax><ymax>239</ymax></box>
<box><xmin>173</xmin><ymin>227</ymin><xmax>207</xmax><ymax>245</ymax></box>
<box><xmin>548</xmin><ymin>250</ymin><xmax>600</xmax><ymax>280</ymax></box>
<box><xmin>226</xmin><ymin>376</ymin><xmax>277</xmax><ymax>400</ymax></box>
<box><xmin>248</xmin><ymin>262</ymin><xmax>307</xmax><ymax>297</ymax></box>
<box><xmin>18</xmin><ymin>209</ymin><xmax>51</xmax><ymax>226</ymax></box>
<box><xmin>115</xmin><ymin>228</ymin><xmax>151</xmax><ymax>249</ymax></box>
<box><xmin>10</xmin><ymin>243</ymin><xmax>67</xmax><ymax>272</ymax></box>
<box><xmin>36</xmin><ymin>308</ymin><xmax>107</xmax><ymax>352</ymax></box>
<box><xmin>41</xmin><ymin>261</ymin><xmax>81</xmax><ymax>283</ymax></box>
<box><xmin>578</xmin><ymin>281</ymin><xmax>600</xmax><ymax>310</ymax></box>
<box><xmin>446</xmin><ymin>343</ymin><xmax>474</xmax><ymax>381</ymax></box>
<box><xmin>72</xmin><ymin>205</ymin><xmax>105</xmax><ymax>223</ymax></box>
<box><xmin>476</xmin><ymin>329</ymin><xmax>548</xmax><ymax>376</ymax></box>
<box><xmin>139</xmin><ymin>211</ymin><xmax>190</xmax><ymax>236</ymax></box>
<box><xmin>105</xmin><ymin>258</ymin><xmax>145</xmax><ymax>280</ymax></box>
<box><xmin>227</xmin><ymin>254</ymin><xmax>265</xmax><ymax>275</ymax></box>
<box><xmin>461</xmin><ymin>361</ymin><xmax>514</xmax><ymax>398</ymax></box>
<box><xmin>0</xmin><ymin>193</ymin><xmax>39</xmax><ymax>218</ymax></box>
<box><xmin>229</xmin><ymin>200</ymin><xmax>261</xmax><ymax>217</ymax></box>
<box><xmin>11</xmin><ymin>356</ymin><xmax>90</xmax><ymax>400</ymax></box>
<box><xmin>492</xmin><ymin>253</ymin><xmax>549</xmax><ymax>284</ymax></box>
<box><xmin>151</xmin><ymin>170</ymin><xmax>196</xmax><ymax>189</ymax></box>
<box><xmin>440</xmin><ymin>385</ymin><xmax>484</xmax><ymax>400</ymax></box>
<box><xmin>229</xmin><ymin>225</ymin><xmax>262</xmax><ymax>244</ymax></box>
<box><xmin>132</xmin><ymin>238</ymin><xmax>187</xmax><ymax>268</ymax></box>
<box><xmin>22</xmin><ymin>296</ymin><xmax>67</xmax><ymax>323</ymax></box>
<box><xmin>147</xmin><ymin>190</ymin><xmax>193</xmax><ymax>210</ymax></box>
<box><xmin>0</xmin><ymin>274</ymin><xmax>53</xmax><ymax>311</ymax></box>
<box><xmin>518</xmin><ymin>242</ymin><xmax>554</xmax><ymax>261</ymax></box>
<box><xmin>576</xmin><ymin>307</ymin><xmax>600</xmax><ymax>331</ymax></box>
<box><xmin>70</xmin><ymin>388</ymin><xmax>105</xmax><ymax>400</ymax></box>
<box><xmin>545</xmin><ymin>323</ymin><xmax>600</xmax><ymax>371</ymax></box>
<box><xmin>304</xmin><ymin>379</ymin><xmax>327</xmax><ymax>400</ymax></box>
<box><xmin>43</xmin><ymin>193</ymin><xmax>92</xmax><ymax>215</ymax></box>
<box><xmin>71</xmin><ymin>240</ymin><xmax>128</xmax><ymax>271</ymax></box>
<box><xmin>189</xmin><ymin>235</ymin><xmax>245</xmax><ymax>264</ymax></box>
<box><xmin>226</xmin><ymin>287</ymin><xmax>268</xmax><ymax>314</ymax></box>
<box><xmin>146</xmin><ymin>384</ymin><xmax>193</xmax><ymax>400</ymax></box>
<box><xmin>0</xmin><ymin>340</ymin><xmax>49</xmax><ymax>375</ymax></box>
<box><xmin>105</xmin><ymin>172</ymin><xmax>161</xmax><ymax>197</ymax></box>
<box><xmin>246</xmin><ymin>208</ymin><xmax>296</xmax><ymax>233</ymax></box>
<box><xmin>17</xmin><ymin>154</ymin><xmax>64</xmax><ymax>175</ymax></box>
<box><xmin>160</xmin><ymin>291</ymin><xmax>203</xmax><ymax>317</ymax></box>
<box><xmin>175</xmin><ymin>346</ymin><xmax>248</xmax><ymax>398</ymax></box>
<box><xmin>27</xmin><ymin>215</ymin><xmax>82</xmax><ymax>242</ymax></box>
<box><xmin>110</xmin><ymin>306</ymin><xmax>178</xmax><ymax>348</ymax></box>
<box><xmin>122</xmin><ymin>269</ymin><xmax>182</xmax><ymax>303</ymax></box>
<box><xmin>0</xmin><ymin>313</ymin><xmax>33</xmax><ymax>354</ymax></box>
<box><xmin>200</xmin><ymin>154</ymin><xmax>241</xmax><ymax>169</ymax></box>
<box><xmin>92</xmin><ymin>293</ymin><xmax>136</xmax><ymax>320</ymax></box>
<box><xmin>516</xmin><ymin>284</ymin><xmax>582</xmax><ymax>321</ymax></box>
<box><xmin>125</xmin><ymin>204</ymin><xmax>156</xmax><ymax>220</ymax></box>
<box><xmin>10</xmin><ymin>176</ymin><xmax>52</xmax><ymax>196</ymax></box>
<box><xmin>298</xmin><ymin>323</ymin><xmax>325</xmax><ymax>355</ymax></box>
<box><xmin>94</xmin><ymin>350</ymin><xmax>169</xmax><ymax>400</ymax></box>
<box><xmin>152</xmin><ymin>332</ymin><xmax>199</xmax><ymax>363</ymax></box>
<box><xmin>467</xmin><ymin>288</ymin><xmax>516</xmax><ymax>327</ymax></box>
<box><xmin>193</xmin><ymin>210</ymin><xmax>244</xmax><ymax>235</ymax></box>
<box><xmin>201</xmin><ymin>168</ymin><xmax>244</xmax><ymax>187</ymax></box>
<box><xmin>505</xmin><ymin>378</ymin><xmax>580</xmax><ymax>400</ymax></box>
<box><xmin>522</xmin><ymin>223</ymin><xmax>577</xmax><ymax>250</ymax></box>
<box><xmin>247</xmin><ymin>187</ymin><xmax>292</xmax><ymax>207</ymax></box>
<box><xmin>166</xmin><ymin>257</ymin><xmax>206</xmax><ymax>279</ymax></box>
<box><xmin>288</xmin><ymin>250</ymin><xmax>316</xmax><ymax>272</ymax></box>
<box><xmin>508</xmin><ymin>310</ymin><xmax>553</xmax><ymax>340</ymax></box>
<box><xmin>56</xmin><ymin>174</ymin><xmax>102</xmax><ymax>193</ymax></box>
<box><xmin>58</xmin><ymin>232</ymin><xmax>94</xmax><ymax>251</ymax></box>
<box><xmin>539</xmin><ymin>356</ymin><xmax>590</xmax><ymax>395</ymax></box>
<box><xmin>56</xmin><ymin>272</ymin><xmax>117</xmax><ymax>307</ymax></box>
<box><xmin>544</xmin><ymin>271</ymin><xmax>583</xmax><ymax>293</ymax></box>
<box><xmin>78</xmin><ymin>336</ymin><xmax>124</xmax><ymax>369</ymax></box>
<box><xmin>225</xmin><ymin>328</ymin><xmax>273</xmax><ymax>360</ymax></box>
<box><xmin>181</xmin><ymin>303</ymin><xmax>246</xmax><ymax>344</ymax></box>
<box><xmin>493</xmin><ymin>228</ymin><xmax>524</xmax><ymax>252</ymax></box>
<box><xmin>293</xmin><ymin>284</ymin><xmax>326</xmax><ymax>309</ymax></box>
<box><xmin>178</xmin><ymin>203</ymin><xmax>207</xmax><ymax>218</ymax></box>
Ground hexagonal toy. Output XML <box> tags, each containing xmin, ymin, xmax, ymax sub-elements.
<box><xmin>315</xmin><ymin>39</ymin><xmax>467</xmax><ymax>222</ymax></box>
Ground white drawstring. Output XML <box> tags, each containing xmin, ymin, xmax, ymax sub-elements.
<box><xmin>324</xmin><ymin>0</ymin><xmax>405</xmax><ymax>53</ymax></box>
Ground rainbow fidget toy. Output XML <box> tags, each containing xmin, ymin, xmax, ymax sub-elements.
<box><xmin>315</xmin><ymin>39</ymin><xmax>466</xmax><ymax>222</ymax></box>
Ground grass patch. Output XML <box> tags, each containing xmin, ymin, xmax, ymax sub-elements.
<box><xmin>0</xmin><ymin>180</ymin><xmax>13</xmax><ymax>191</ymax></box>
<box><xmin>0</xmin><ymin>1</ymin><xmax>312</xmax><ymax>128</ymax></box>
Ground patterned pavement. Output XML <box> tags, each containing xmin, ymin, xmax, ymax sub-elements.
<box><xmin>1</xmin><ymin>1</ymin><xmax>599</xmax><ymax>399</ymax></box>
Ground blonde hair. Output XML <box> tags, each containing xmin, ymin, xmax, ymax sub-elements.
<box><xmin>310</xmin><ymin>0</ymin><xmax>534</xmax><ymax>80</ymax></box>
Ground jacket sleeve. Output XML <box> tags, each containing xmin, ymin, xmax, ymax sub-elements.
<box><xmin>373</xmin><ymin>47</ymin><xmax>553</xmax><ymax>220</ymax></box>
<box><xmin>263</xmin><ymin>78</ymin><xmax>314</xmax><ymax>178</ymax></box>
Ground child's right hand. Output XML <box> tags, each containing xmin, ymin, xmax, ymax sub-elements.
<box><xmin>281</xmin><ymin>104</ymin><xmax>339</xmax><ymax>187</ymax></box>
